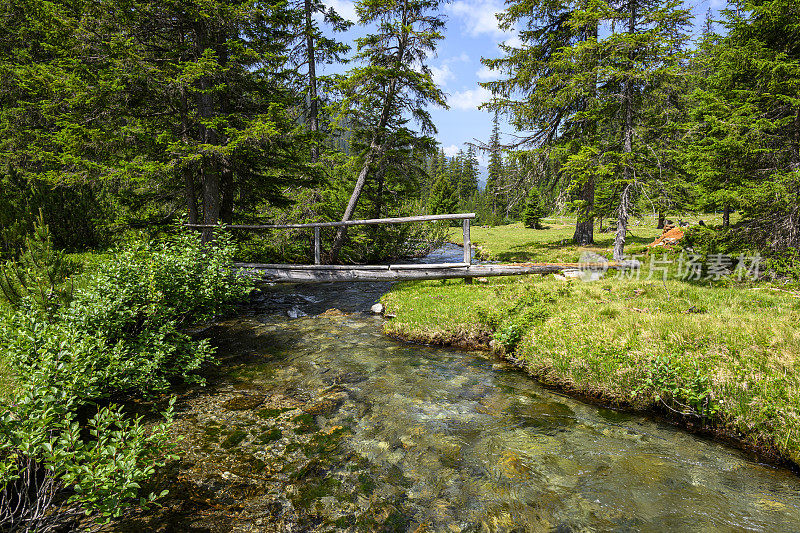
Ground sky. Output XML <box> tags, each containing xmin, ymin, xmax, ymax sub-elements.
<box><xmin>319</xmin><ymin>0</ymin><xmax>728</xmax><ymax>167</ymax></box>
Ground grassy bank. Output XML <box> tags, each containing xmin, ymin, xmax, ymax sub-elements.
<box><xmin>385</xmin><ymin>221</ymin><xmax>800</xmax><ymax>464</ymax></box>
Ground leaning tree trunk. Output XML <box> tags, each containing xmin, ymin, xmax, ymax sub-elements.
<box><xmin>329</xmin><ymin>5</ymin><xmax>409</xmax><ymax>263</ymax></box>
<box><xmin>329</xmin><ymin>143</ymin><xmax>383</xmax><ymax>262</ymax></box>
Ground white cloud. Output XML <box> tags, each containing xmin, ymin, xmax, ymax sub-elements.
<box><xmin>504</xmin><ymin>34</ymin><xmax>523</xmax><ymax>49</ymax></box>
<box><xmin>442</xmin><ymin>144</ymin><xmax>460</xmax><ymax>157</ymax></box>
<box><xmin>324</xmin><ymin>0</ymin><xmax>357</xmax><ymax>22</ymax></box>
<box><xmin>430</xmin><ymin>64</ymin><xmax>454</xmax><ymax>86</ymax></box>
<box><xmin>446</xmin><ymin>0</ymin><xmax>511</xmax><ymax>40</ymax></box>
<box><xmin>449</xmin><ymin>86</ymin><xmax>492</xmax><ymax>110</ymax></box>
<box><xmin>476</xmin><ymin>65</ymin><xmax>497</xmax><ymax>81</ymax></box>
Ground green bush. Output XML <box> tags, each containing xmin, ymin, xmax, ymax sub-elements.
<box><xmin>0</xmin><ymin>230</ymin><xmax>251</xmax><ymax>530</ymax></box>
<box><xmin>4</xmin><ymin>232</ymin><xmax>251</xmax><ymax>398</ymax></box>
<box><xmin>0</xmin><ymin>380</ymin><xmax>177</xmax><ymax>531</ymax></box>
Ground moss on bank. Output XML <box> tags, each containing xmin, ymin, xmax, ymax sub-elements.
<box><xmin>384</xmin><ymin>223</ymin><xmax>800</xmax><ymax>465</ymax></box>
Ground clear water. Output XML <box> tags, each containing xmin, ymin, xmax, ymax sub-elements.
<box><xmin>117</xmin><ymin>246</ymin><xmax>800</xmax><ymax>532</ymax></box>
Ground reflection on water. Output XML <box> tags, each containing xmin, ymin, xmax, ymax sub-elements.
<box><xmin>114</xmin><ymin>245</ymin><xmax>800</xmax><ymax>532</ymax></box>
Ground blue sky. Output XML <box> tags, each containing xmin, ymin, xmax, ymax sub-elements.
<box><xmin>320</xmin><ymin>0</ymin><xmax>728</xmax><ymax>166</ymax></box>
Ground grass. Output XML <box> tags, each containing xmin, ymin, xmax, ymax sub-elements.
<box><xmin>385</xmin><ymin>218</ymin><xmax>800</xmax><ymax>464</ymax></box>
<box><xmin>452</xmin><ymin>214</ymin><xmax>729</xmax><ymax>263</ymax></box>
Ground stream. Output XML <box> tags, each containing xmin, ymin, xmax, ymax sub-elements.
<box><xmin>114</xmin><ymin>245</ymin><xmax>800</xmax><ymax>532</ymax></box>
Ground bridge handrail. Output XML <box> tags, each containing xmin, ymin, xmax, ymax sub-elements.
<box><xmin>185</xmin><ymin>212</ymin><xmax>475</xmax><ymax>230</ymax></box>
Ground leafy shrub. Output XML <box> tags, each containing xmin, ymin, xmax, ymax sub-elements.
<box><xmin>4</xmin><ymin>231</ymin><xmax>251</xmax><ymax>398</ymax></box>
<box><xmin>634</xmin><ymin>352</ymin><xmax>720</xmax><ymax>420</ymax></box>
<box><xmin>494</xmin><ymin>322</ymin><xmax>524</xmax><ymax>353</ymax></box>
<box><xmin>0</xmin><ymin>230</ymin><xmax>251</xmax><ymax>530</ymax></box>
<box><xmin>0</xmin><ymin>378</ymin><xmax>176</xmax><ymax>531</ymax></box>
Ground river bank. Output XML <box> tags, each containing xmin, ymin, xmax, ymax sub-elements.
<box><xmin>381</xmin><ymin>223</ymin><xmax>800</xmax><ymax>467</ymax></box>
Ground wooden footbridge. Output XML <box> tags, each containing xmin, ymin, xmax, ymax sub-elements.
<box><xmin>189</xmin><ymin>213</ymin><xmax>632</xmax><ymax>283</ymax></box>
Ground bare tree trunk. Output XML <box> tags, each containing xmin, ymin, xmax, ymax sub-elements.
<box><xmin>722</xmin><ymin>204</ymin><xmax>730</xmax><ymax>228</ymax></box>
<box><xmin>614</xmin><ymin>183</ymin><xmax>632</xmax><ymax>261</ymax></box>
<box><xmin>613</xmin><ymin>3</ymin><xmax>636</xmax><ymax>261</ymax></box>
<box><xmin>657</xmin><ymin>211</ymin><xmax>665</xmax><ymax>229</ymax></box>
<box><xmin>305</xmin><ymin>0</ymin><xmax>319</xmax><ymax>163</ymax></box>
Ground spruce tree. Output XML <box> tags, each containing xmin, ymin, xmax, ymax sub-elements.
<box><xmin>460</xmin><ymin>146</ymin><xmax>480</xmax><ymax>201</ymax></box>
<box><xmin>699</xmin><ymin>0</ymin><xmax>800</xmax><ymax>248</ymax></box>
<box><xmin>522</xmin><ymin>188</ymin><xmax>547</xmax><ymax>229</ymax></box>
<box><xmin>482</xmin><ymin>0</ymin><xmax>603</xmax><ymax>243</ymax></box>
<box><xmin>605</xmin><ymin>0</ymin><xmax>690</xmax><ymax>259</ymax></box>
<box><xmin>485</xmin><ymin>112</ymin><xmax>506</xmax><ymax>223</ymax></box>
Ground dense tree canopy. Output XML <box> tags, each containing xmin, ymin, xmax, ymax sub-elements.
<box><xmin>1</xmin><ymin>0</ymin><xmax>798</xmax><ymax>263</ymax></box>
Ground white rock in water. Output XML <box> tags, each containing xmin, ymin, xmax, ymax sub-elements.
<box><xmin>287</xmin><ymin>306</ymin><xmax>307</xmax><ymax>318</ymax></box>
<box><xmin>370</xmin><ymin>303</ymin><xmax>385</xmax><ymax>315</ymax></box>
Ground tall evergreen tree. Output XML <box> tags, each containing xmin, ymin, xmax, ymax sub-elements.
<box><xmin>289</xmin><ymin>0</ymin><xmax>352</xmax><ymax>163</ymax></box>
<box><xmin>460</xmin><ymin>146</ymin><xmax>480</xmax><ymax>201</ymax></box>
<box><xmin>483</xmin><ymin>0</ymin><xmax>602</xmax><ymax>243</ymax></box>
<box><xmin>485</xmin><ymin>112</ymin><xmax>506</xmax><ymax>221</ymax></box>
<box><xmin>700</xmin><ymin>0</ymin><xmax>800</xmax><ymax>248</ymax></box>
<box><xmin>607</xmin><ymin>0</ymin><xmax>690</xmax><ymax>260</ymax></box>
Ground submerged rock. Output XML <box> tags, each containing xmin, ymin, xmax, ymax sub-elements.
<box><xmin>319</xmin><ymin>308</ymin><xmax>348</xmax><ymax>317</ymax></box>
<box><xmin>222</xmin><ymin>394</ymin><xmax>266</xmax><ymax>411</ymax></box>
<box><xmin>303</xmin><ymin>390</ymin><xmax>349</xmax><ymax>416</ymax></box>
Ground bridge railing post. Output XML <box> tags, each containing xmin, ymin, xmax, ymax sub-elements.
<box><xmin>463</xmin><ymin>219</ymin><xmax>473</xmax><ymax>284</ymax></box>
<box><xmin>314</xmin><ymin>227</ymin><xmax>321</xmax><ymax>265</ymax></box>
